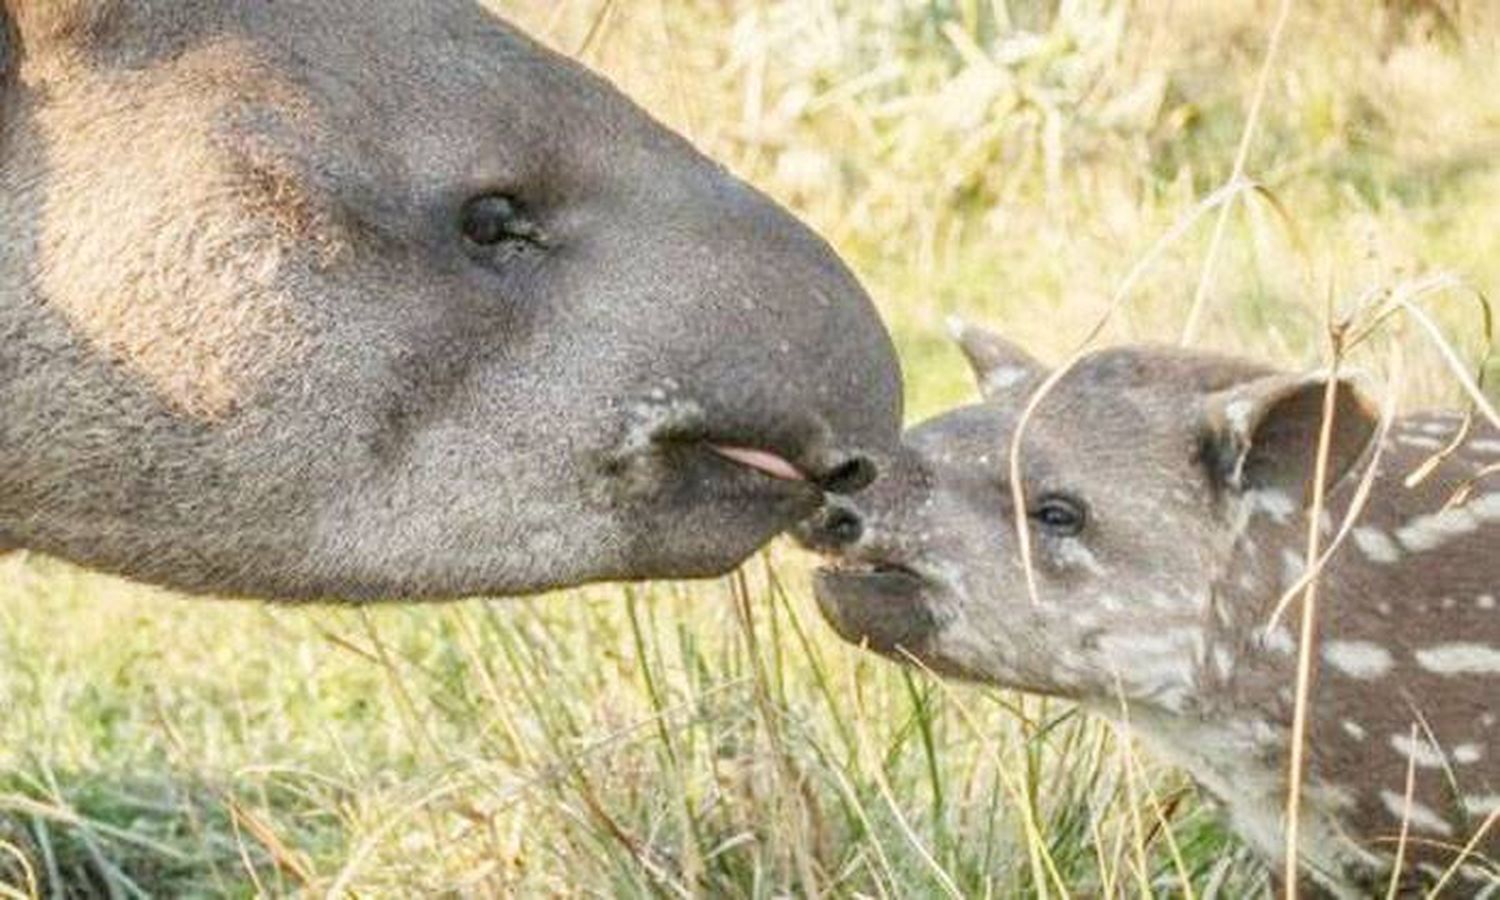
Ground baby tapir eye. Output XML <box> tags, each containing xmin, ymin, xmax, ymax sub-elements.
<box><xmin>1031</xmin><ymin>494</ymin><xmax>1088</xmax><ymax>537</ymax></box>
<box><xmin>460</xmin><ymin>193</ymin><xmax>544</xmax><ymax>248</ymax></box>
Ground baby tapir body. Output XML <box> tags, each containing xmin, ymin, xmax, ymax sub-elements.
<box><xmin>801</xmin><ymin>323</ymin><xmax>1499</xmax><ymax>897</ymax></box>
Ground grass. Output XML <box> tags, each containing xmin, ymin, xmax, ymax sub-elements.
<box><xmin>4</xmin><ymin>0</ymin><xmax>1500</xmax><ymax>896</ymax></box>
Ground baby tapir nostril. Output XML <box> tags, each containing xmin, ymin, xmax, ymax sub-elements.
<box><xmin>822</xmin><ymin>505</ymin><xmax>864</xmax><ymax>545</ymax></box>
<box><xmin>814</xmin><ymin>454</ymin><xmax>878</xmax><ymax>495</ymax></box>
<box><xmin>796</xmin><ymin>499</ymin><xmax>865</xmax><ymax>551</ymax></box>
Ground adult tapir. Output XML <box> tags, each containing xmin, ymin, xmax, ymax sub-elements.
<box><xmin>0</xmin><ymin>1</ymin><xmax>902</xmax><ymax>601</ymax></box>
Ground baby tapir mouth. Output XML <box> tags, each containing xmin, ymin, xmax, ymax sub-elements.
<box><xmin>812</xmin><ymin>558</ymin><xmax>940</xmax><ymax>656</ymax></box>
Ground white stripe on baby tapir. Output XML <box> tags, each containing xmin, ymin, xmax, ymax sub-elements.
<box><xmin>1470</xmin><ymin>439</ymin><xmax>1500</xmax><ymax>455</ymax></box>
<box><xmin>1464</xmin><ymin>794</ymin><xmax>1500</xmax><ymax>818</ymax></box>
<box><xmin>1395</xmin><ymin>494</ymin><xmax>1500</xmax><ymax>554</ymax></box>
<box><xmin>1280</xmin><ymin>549</ymin><xmax>1305</xmax><ymax>588</ymax></box>
<box><xmin>1379</xmin><ymin>789</ymin><xmax>1455</xmax><ymax>836</ymax></box>
<box><xmin>979</xmin><ymin>367</ymin><xmax>1030</xmax><ymax>394</ymax></box>
<box><xmin>1322</xmin><ymin>641</ymin><xmax>1395</xmax><ymax>679</ymax></box>
<box><xmin>1246</xmin><ymin>489</ymin><xmax>1296</xmax><ymax>524</ymax></box>
<box><xmin>1352</xmin><ymin>526</ymin><xmax>1402</xmax><ymax>564</ymax></box>
<box><xmin>1096</xmin><ymin>630</ymin><xmax>1202</xmax><ymax>710</ymax></box>
<box><xmin>1396</xmin><ymin>434</ymin><xmax>1446</xmax><ymax>451</ymax></box>
<box><xmin>1341</xmin><ymin>720</ymin><xmax>1368</xmax><ymax>741</ymax></box>
<box><xmin>1258</xmin><ymin>626</ymin><xmax>1296</xmax><ymax>655</ymax></box>
<box><xmin>1480</xmin><ymin>594</ymin><xmax>1497</xmax><ymax>610</ymax></box>
<box><xmin>1414</xmin><ymin>643</ymin><xmax>1500</xmax><ymax>676</ymax></box>
<box><xmin>1387</xmin><ymin>733</ymin><xmax>1482</xmax><ymax>768</ymax></box>
<box><xmin>1453</xmin><ymin>743</ymin><xmax>1485</xmax><ymax>765</ymax></box>
<box><xmin>1211</xmin><ymin>645</ymin><xmax>1235</xmax><ymax>680</ymax></box>
<box><xmin>1054</xmin><ymin>538</ymin><xmax>1106</xmax><ymax>575</ymax></box>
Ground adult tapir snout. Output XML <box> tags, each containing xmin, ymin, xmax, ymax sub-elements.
<box><xmin>586</xmin><ymin>156</ymin><xmax>900</xmax><ymax>470</ymax></box>
<box><xmin>0</xmin><ymin>0</ymin><xmax>903</xmax><ymax>600</ymax></box>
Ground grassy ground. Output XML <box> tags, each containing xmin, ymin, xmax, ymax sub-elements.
<box><xmin>4</xmin><ymin>1</ymin><xmax>1499</xmax><ymax>896</ymax></box>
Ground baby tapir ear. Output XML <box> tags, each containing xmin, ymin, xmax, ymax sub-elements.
<box><xmin>1203</xmin><ymin>372</ymin><xmax>1379</xmax><ymax>501</ymax></box>
<box><xmin>947</xmin><ymin>318</ymin><xmax>1048</xmax><ymax>400</ymax></box>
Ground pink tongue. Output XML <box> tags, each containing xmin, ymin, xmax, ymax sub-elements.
<box><xmin>709</xmin><ymin>445</ymin><xmax>807</xmax><ymax>482</ymax></box>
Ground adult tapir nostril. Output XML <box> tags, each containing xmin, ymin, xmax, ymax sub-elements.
<box><xmin>812</xmin><ymin>453</ymin><xmax>878</xmax><ymax>495</ymax></box>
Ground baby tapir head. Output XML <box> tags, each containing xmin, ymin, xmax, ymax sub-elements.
<box><xmin>802</xmin><ymin>322</ymin><xmax>1378</xmax><ymax>710</ymax></box>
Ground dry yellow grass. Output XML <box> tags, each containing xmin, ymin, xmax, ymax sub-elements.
<box><xmin>3</xmin><ymin>1</ymin><xmax>1498</xmax><ymax>896</ymax></box>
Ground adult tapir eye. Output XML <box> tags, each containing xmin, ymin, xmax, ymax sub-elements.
<box><xmin>1031</xmin><ymin>494</ymin><xmax>1088</xmax><ymax>537</ymax></box>
<box><xmin>460</xmin><ymin>193</ymin><xmax>543</xmax><ymax>247</ymax></box>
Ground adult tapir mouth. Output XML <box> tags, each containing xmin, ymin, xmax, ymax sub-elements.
<box><xmin>706</xmin><ymin>444</ymin><xmax>808</xmax><ymax>483</ymax></box>
<box><xmin>608</xmin><ymin>393</ymin><xmax>878</xmax><ymax>502</ymax></box>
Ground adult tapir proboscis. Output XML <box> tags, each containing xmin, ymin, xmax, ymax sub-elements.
<box><xmin>0</xmin><ymin>1</ymin><xmax>903</xmax><ymax>600</ymax></box>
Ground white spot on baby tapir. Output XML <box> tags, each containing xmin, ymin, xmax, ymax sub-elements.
<box><xmin>1096</xmin><ymin>630</ymin><xmax>1202</xmax><ymax>710</ymax></box>
<box><xmin>1389</xmin><ymin>733</ymin><xmax>1452</xmax><ymax>769</ymax></box>
<box><xmin>983</xmin><ymin>367</ymin><xmax>1031</xmax><ymax>393</ymax></box>
<box><xmin>1464</xmin><ymin>794</ymin><xmax>1500</xmax><ymax>818</ymax></box>
<box><xmin>1246</xmin><ymin>718</ymin><xmax>1280</xmax><ymax>748</ymax></box>
<box><xmin>1376</xmin><ymin>601</ymin><xmax>1394</xmax><ymax>617</ymax></box>
<box><xmin>1054</xmin><ymin>538</ymin><xmax>1106</xmax><ymax>575</ymax></box>
<box><xmin>1483</xmin><ymin>713</ymin><xmax>1498</xmax><ymax>729</ymax></box>
<box><xmin>1341</xmin><ymin>720</ymin><xmax>1368</xmax><ymax>741</ymax></box>
<box><xmin>1259</xmin><ymin>627</ymin><xmax>1296</xmax><ymax>655</ymax></box>
<box><xmin>1212</xmin><ymin>645</ymin><xmax>1235</xmax><ymax>680</ymax></box>
<box><xmin>1144</xmin><ymin>589</ymin><xmax>1201</xmax><ymax>612</ymax></box>
<box><xmin>1246</xmin><ymin>490</ymin><xmax>1297</xmax><ymax>524</ymax></box>
<box><xmin>1352</xmin><ymin>526</ymin><xmax>1402</xmax><ymax>565</ymax></box>
<box><xmin>1441</xmin><ymin>596</ymin><xmax>1458</xmax><ymax>610</ymax></box>
<box><xmin>1225</xmin><ymin>399</ymin><xmax>1257</xmax><ymax>436</ymax></box>
<box><xmin>1414</xmin><ymin>643</ymin><xmax>1500</xmax><ymax>676</ymax></box>
<box><xmin>1280</xmin><ymin>549</ymin><xmax>1306</xmax><ymax>588</ymax></box>
<box><xmin>1379</xmin><ymin>790</ymin><xmax>1455</xmax><ymax>836</ymax></box>
<box><xmin>1395</xmin><ymin>494</ymin><xmax>1500</xmax><ymax>553</ymax></box>
<box><xmin>1323</xmin><ymin>641</ymin><xmax>1395</xmax><ymax>680</ymax></box>
<box><xmin>1396</xmin><ymin>434</ymin><xmax>1446</xmax><ymax>451</ymax></box>
<box><xmin>1418</xmin><ymin>420</ymin><xmax>1455</xmax><ymax>436</ymax></box>
<box><xmin>1479</xmin><ymin>594</ymin><xmax>1497</xmax><ymax>611</ymax></box>
<box><xmin>1453</xmin><ymin>743</ymin><xmax>1485</xmax><ymax>765</ymax></box>
<box><xmin>1469</xmin><ymin>439</ymin><xmax>1500</xmax><ymax>455</ymax></box>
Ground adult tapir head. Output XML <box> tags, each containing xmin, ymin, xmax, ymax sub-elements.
<box><xmin>0</xmin><ymin>1</ymin><xmax>902</xmax><ymax>600</ymax></box>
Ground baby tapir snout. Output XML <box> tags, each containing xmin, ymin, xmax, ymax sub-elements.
<box><xmin>796</xmin><ymin>442</ymin><xmax>934</xmax><ymax>554</ymax></box>
<box><xmin>797</xmin><ymin>498</ymin><xmax>867</xmax><ymax>553</ymax></box>
<box><xmin>796</xmin><ymin>451</ymin><xmax>954</xmax><ymax>656</ymax></box>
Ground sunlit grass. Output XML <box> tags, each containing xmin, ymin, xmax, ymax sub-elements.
<box><xmin>4</xmin><ymin>1</ymin><xmax>1499</xmax><ymax>895</ymax></box>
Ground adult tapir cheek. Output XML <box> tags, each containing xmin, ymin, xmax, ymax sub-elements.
<box><xmin>25</xmin><ymin>70</ymin><xmax>319</xmax><ymax>421</ymax></box>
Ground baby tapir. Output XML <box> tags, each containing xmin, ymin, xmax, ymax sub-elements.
<box><xmin>801</xmin><ymin>321</ymin><xmax>1499</xmax><ymax>897</ymax></box>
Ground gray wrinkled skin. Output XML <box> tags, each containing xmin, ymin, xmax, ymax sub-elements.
<box><xmin>803</xmin><ymin>324</ymin><xmax>1498</xmax><ymax>896</ymax></box>
<box><xmin>0</xmin><ymin>0</ymin><xmax>902</xmax><ymax>600</ymax></box>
